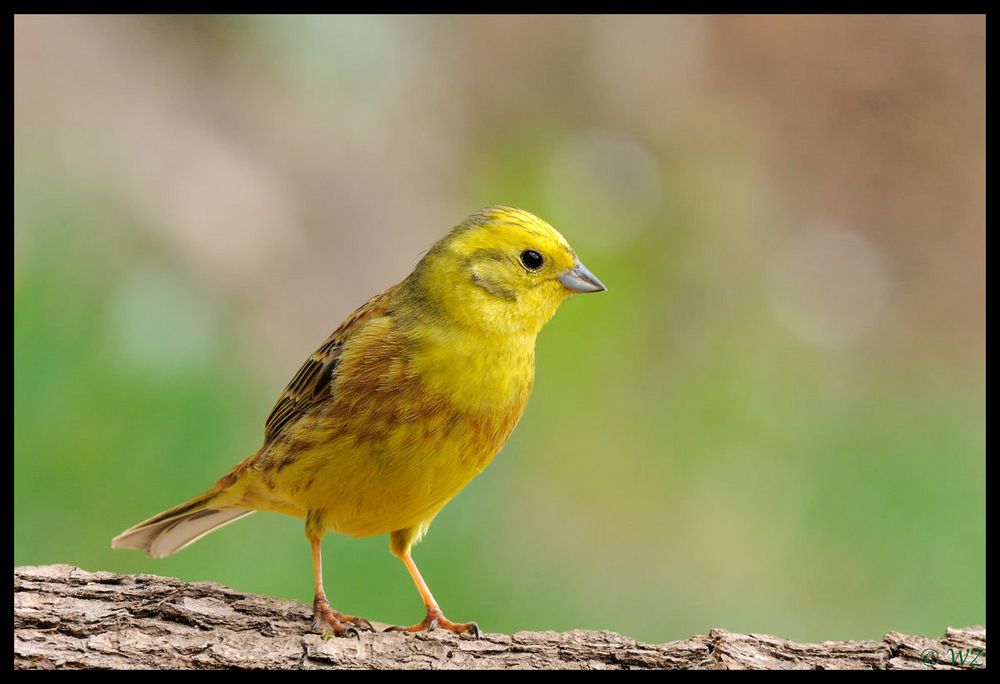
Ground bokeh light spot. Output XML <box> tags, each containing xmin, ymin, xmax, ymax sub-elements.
<box><xmin>767</xmin><ymin>223</ymin><xmax>888</xmax><ymax>349</ymax></box>
<box><xmin>108</xmin><ymin>267</ymin><xmax>219</xmax><ymax>375</ymax></box>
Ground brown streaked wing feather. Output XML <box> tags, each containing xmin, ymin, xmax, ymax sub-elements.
<box><xmin>262</xmin><ymin>290</ymin><xmax>394</xmax><ymax>445</ymax></box>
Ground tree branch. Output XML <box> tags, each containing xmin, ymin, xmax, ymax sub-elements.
<box><xmin>13</xmin><ymin>565</ymin><xmax>986</xmax><ymax>670</ymax></box>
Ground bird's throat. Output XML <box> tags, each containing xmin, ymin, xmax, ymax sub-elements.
<box><xmin>410</xmin><ymin>324</ymin><xmax>536</xmax><ymax>414</ymax></box>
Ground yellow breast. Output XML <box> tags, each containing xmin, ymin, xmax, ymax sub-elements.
<box><xmin>248</xmin><ymin>318</ymin><xmax>535</xmax><ymax>538</ymax></box>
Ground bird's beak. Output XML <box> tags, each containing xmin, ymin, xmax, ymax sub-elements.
<box><xmin>557</xmin><ymin>261</ymin><xmax>607</xmax><ymax>294</ymax></box>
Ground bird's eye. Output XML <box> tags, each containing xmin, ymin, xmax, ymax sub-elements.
<box><xmin>520</xmin><ymin>250</ymin><xmax>544</xmax><ymax>271</ymax></box>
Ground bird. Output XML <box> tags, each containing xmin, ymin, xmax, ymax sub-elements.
<box><xmin>111</xmin><ymin>205</ymin><xmax>607</xmax><ymax>638</ymax></box>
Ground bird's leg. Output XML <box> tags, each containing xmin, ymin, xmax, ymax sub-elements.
<box><xmin>309</xmin><ymin>536</ymin><xmax>374</xmax><ymax>638</ymax></box>
<box><xmin>384</xmin><ymin>551</ymin><xmax>480</xmax><ymax>638</ymax></box>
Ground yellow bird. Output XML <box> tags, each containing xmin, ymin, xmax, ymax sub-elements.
<box><xmin>112</xmin><ymin>206</ymin><xmax>606</xmax><ymax>638</ymax></box>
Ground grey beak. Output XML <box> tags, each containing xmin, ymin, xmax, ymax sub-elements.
<box><xmin>557</xmin><ymin>260</ymin><xmax>608</xmax><ymax>294</ymax></box>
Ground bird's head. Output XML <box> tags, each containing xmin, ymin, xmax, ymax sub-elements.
<box><xmin>408</xmin><ymin>206</ymin><xmax>606</xmax><ymax>337</ymax></box>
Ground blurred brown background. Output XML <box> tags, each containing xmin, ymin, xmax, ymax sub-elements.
<box><xmin>15</xmin><ymin>15</ymin><xmax>984</xmax><ymax>642</ymax></box>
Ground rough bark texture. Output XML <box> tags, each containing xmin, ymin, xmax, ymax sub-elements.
<box><xmin>13</xmin><ymin>565</ymin><xmax>986</xmax><ymax>670</ymax></box>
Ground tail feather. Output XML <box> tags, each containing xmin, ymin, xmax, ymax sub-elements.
<box><xmin>112</xmin><ymin>493</ymin><xmax>253</xmax><ymax>559</ymax></box>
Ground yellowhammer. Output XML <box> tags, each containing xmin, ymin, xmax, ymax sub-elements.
<box><xmin>112</xmin><ymin>206</ymin><xmax>606</xmax><ymax>638</ymax></box>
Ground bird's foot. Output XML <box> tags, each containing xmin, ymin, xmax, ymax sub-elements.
<box><xmin>312</xmin><ymin>592</ymin><xmax>374</xmax><ymax>639</ymax></box>
<box><xmin>384</xmin><ymin>610</ymin><xmax>480</xmax><ymax>639</ymax></box>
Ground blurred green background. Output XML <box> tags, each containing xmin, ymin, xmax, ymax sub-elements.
<box><xmin>14</xmin><ymin>15</ymin><xmax>984</xmax><ymax>643</ymax></box>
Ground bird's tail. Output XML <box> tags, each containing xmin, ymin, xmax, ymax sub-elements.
<box><xmin>111</xmin><ymin>489</ymin><xmax>254</xmax><ymax>559</ymax></box>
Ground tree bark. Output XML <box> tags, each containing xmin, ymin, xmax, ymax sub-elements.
<box><xmin>13</xmin><ymin>565</ymin><xmax>986</xmax><ymax>670</ymax></box>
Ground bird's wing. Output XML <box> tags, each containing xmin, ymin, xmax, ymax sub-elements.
<box><xmin>262</xmin><ymin>290</ymin><xmax>394</xmax><ymax>446</ymax></box>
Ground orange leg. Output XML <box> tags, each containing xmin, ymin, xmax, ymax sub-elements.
<box><xmin>384</xmin><ymin>552</ymin><xmax>480</xmax><ymax>638</ymax></box>
<box><xmin>310</xmin><ymin>536</ymin><xmax>373</xmax><ymax>638</ymax></box>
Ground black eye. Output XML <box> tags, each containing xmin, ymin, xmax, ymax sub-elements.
<box><xmin>520</xmin><ymin>250</ymin><xmax>544</xmax><ymax>271</ymax></box>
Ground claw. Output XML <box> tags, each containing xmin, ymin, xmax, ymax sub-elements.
<box><xmin>312</xmin><ymin>593</ymin><xmax>373</xmax><ymax>639</ymax></box>
<box><xmin>383</xmin><ymin>611</ymin><xmax>480</xmax><ymax>638</ymax></box>
<box><xmin>319</xmin><ymin>620</ymin><xmax>360</xmax><ymax>639</ymax></box>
